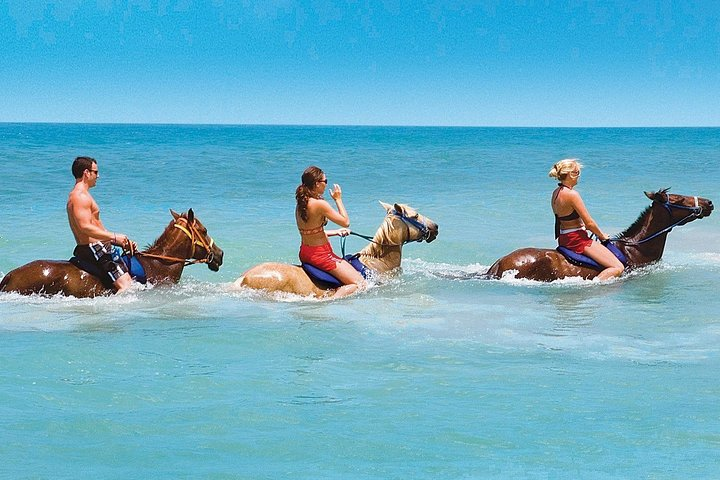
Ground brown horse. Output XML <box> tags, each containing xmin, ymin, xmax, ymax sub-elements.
<box><xmin>486</xmin><ymin>190</ymin><xmax>713</xmax><ymax>282</ymax></box>
<box><xmin>233</xmin><ymin>202</ymin><xmax>439</xmax><ymax>297</ymax></box>
<box><xmin>0</xmin><ymin>209</ymin><xmax>224</xmax><ymax>297</ymax></box>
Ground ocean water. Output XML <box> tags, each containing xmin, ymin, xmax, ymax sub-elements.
<box><xmin>1</xmin><ymin>124</ymin><xmax>719</xmax><ymax>478</ymax></box>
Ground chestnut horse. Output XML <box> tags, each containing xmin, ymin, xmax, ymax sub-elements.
<box><xmin>233</xmin><ymin>202</ymin><xmax>439</xmax><ymax>297</ymax></box>
<box><xmin>0</xmin><ymin>209</ymin><xmax>224</xmax><ymax>297</ymax></box>
<box><xmin>486</xmin><ymin>190</ymin><xmax>713</xmax><ymax>282</ymax></box>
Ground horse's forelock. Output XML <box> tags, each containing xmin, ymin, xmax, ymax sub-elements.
<box><xmin>655</xmin><ymin>188</ymin><xmax>671</xmax><ymax>201</ymax></box>
<box><xmin>401</xmin><ymin>204</ymin><xmax>418</xmax><ymax>216</ymax></box>
<box><xmin>392</xmin><ymin>203</ymin><xmax>419</xmax><ymax>217</ymax></box>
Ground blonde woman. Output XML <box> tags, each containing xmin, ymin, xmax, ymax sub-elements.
<box><xmin>549</xmin><ymin>159</ymin><xmax>624</xmax><ymax>280</ymax></box>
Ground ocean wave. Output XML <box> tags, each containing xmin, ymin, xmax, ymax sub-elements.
<box><xmin>402</xmin><ymin>257</ymin><xmax>615</xmax><ymax>287</ymax></box>
<box><xmin>0</xmin><ymin>289</ymin><xmax>143</xmax><ymax>307</ymax></box>
<box><xmin>0</xmin><ymin>289</ymin><xmax>146</xmax><ymax>331</ymax></box>
<box><xmin>401</xmin><ymin>258</ymin><xmax>490</xmax><ymax>279</ymax></box>
<box><xmin>535</xmin><ymin>328</ymin><xmax>720</xmax><ymax>364</ymax></box>
<box><xmin>689</xmin><ymin>252</ymin><xmax>720</xmax><ymax>265</ymax></box>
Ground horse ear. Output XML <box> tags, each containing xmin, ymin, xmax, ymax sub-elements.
<box><xmin>379</xmin><ymin>201</ymin><xmax>393</xmax><ymax>212</ymax></box>
<box><xmin>394</xmin><ymin>203</ymin><xmax>404</xmax><ymax>214</ymax></box>
<box><xmin>645</xmin><ymin>189</ymin><xmax>670</xmax><ymax>202</ymax></box>
<box><xmin>188</xmin><ymin>208</ymin><xmax>194</xmax><ymax>222</ymax></box>
<box><xmin>170</xmin><ymin>209</ymin><xmax>180</xmax><ymax>219</ymax></box>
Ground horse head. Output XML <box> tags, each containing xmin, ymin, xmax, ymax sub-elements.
<box><xmin>645</xmin><ymin>189</ymin><xmax>714</xmax><ymax>225</ymax></box>
<box><xmin>378</xmin><ymin>201</ymin><xmax>439</xmax><ymax>245</ymax></box>
<box><xmin>169</xmin><ymin>209</ymin><xmax>224</xmax><ymax>271</ymax></box>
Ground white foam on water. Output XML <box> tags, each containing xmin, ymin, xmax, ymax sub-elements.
<box><xmin>0</xmin><ymin>289</ymin><xmax>145</xmax><ymax>331</ymax></box>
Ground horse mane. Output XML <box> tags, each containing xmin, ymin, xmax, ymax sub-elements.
<box><xmin>143</xmin><ymin>219</ymin><xmax>177</xmax><ymax>252</ymax></box>
<box><xmin>614</xmin><ymin>205</ymin><xmax>652</xmax><ymax>240</ymax></box>
<box><xmin>614</xmin><ymin>189</ymin><xmax>669</xmax><ymax>240</ymax></box>
<box><xmin>357</xmin><ymin>215</ymin><xmax>396</xmax><ymax>258</ymax></box>
<box><xmin>143</xmin><ymin>238</ymin><xmax>163</xmax><ymax>253</ymax></box>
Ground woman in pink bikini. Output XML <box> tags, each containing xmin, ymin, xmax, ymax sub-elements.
<box><xmin>549</xmin><ymin>158</ymin><xmax>624</xmax><ymax>281</ymax></box>
<box><xmin>295</xmin><ymin>166</ymin><xmax>365</xmax><ymax>298</ymax></box>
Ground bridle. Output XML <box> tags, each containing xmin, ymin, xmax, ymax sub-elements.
<box><xmin>392</xmin><ymin>211</ymin><xmax>432</xmax><ymax>243</ymax></box>
<box><xmin>342</xmin><ymin>211</ymin><xmax>431</xmax><ymax>256</ymax></box>
<box><xmin>138</xmin><ymin>217</ymin><xmax>216</xmax><ymax>266</ymax></box>
<box><xmin>615</xmin><ymin>195</ymin><xmax>703</xmax><ymax>246</ymax></box>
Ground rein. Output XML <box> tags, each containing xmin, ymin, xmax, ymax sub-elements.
<box><xmin>137</xmin><ymin>217</ymin><xmax>216</xmax><ymax>266</ymax></box>
<box><xmin>614</xmin><ymin>196</ymin><xmax>702</xmax><ymax>246</ymax></box>
<box><xmin>340</xmin><ymin>211</ymin><xmax>431</xmax><ymax>256</ymax></box>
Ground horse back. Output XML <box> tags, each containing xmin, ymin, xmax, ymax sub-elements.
<box><xmin>0</xmin><ymin>260</ymin><xmax>110</xmax><ymax>297</ymax></box>
<box><xmin>487</xmin><ymin>247</ymin><xmax>597</xmax><ymax>281</ymax></box>
<box><xmin>235</xmin><ymin>262</ymin><xmax>329</xmax><ymax>297</ymax></box>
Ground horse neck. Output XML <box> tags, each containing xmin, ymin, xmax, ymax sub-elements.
<box><xmin>357</xmin><ymin>219</ymin><xmax>402</xmax><ymax>273</ymax></box>
<box><xmin>139</xmin><ymin>227</ymin><xmax>188</xmax><ymax>283</ymax></box>
<box><xmin>618</xmin><ymin>205</ymin><xmax>670</xmax><ymax>267</ymax></box>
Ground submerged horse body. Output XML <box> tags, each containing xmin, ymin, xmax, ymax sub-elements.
<box><xmin>486</xmin><ymin>190</ymin><xmax>713</xmax><ymax>282</ymax></box>
<box><xmin>234</xmin><ymin>202</ymin><xmax>439</xmax><ymax>297</ymax></box>
<box><xmin>0</xmin><ymin>209</ymin><xmax>223</xmax><ymax>297</ymax></box>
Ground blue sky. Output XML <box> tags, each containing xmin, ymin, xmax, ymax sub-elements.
<box><xmin>1</xmin><ymin>1</ymin><xmax>719</xmax><ymax>126</ymax></box>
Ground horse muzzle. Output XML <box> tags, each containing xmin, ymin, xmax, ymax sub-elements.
<box><xmin>704</xmin><ymin>200</ymin><xmax>714</xmax><ymax>217</ymax></box>
<box><xmin>425</xmin><ymin>223</ymin><xmax>439</xmax><ymax>243</ymax></box>
<box><xmin>695</xmin><ymin>197</ymin><xmax>714</xmax><ymax>218</ymax></box>
<box><xmin>207</xmin><ymin>248</ymin><xmax>224</xmax><ymax>271</ymax></box>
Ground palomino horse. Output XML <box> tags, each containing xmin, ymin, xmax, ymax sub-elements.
<box><xmin>486</xmin><ymin>189</ymin><xmax>713</xmax><ymax>282</ymax></box>
<box><xmin>0</xmin><ymin>209</ymin><xmax>224</xmax><ymax>297</ymax></box>
<box><xmin>233</xmin><ymin>202</ymin><xmax>439</xmax><ymax>297</ymax></box>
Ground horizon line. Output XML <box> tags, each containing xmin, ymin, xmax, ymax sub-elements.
<box><xmin>1</xmin><ymin>121</ymin><xmax>719</xmax><ymax>129</ymax></box>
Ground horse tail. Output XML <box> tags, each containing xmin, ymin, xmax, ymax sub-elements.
<box><xmin>231</xmin><ymin>273</ymin><xmax>247</xmax><ymax>290</ymax></box>
<box><xmin>484</xmin><ymin>260</ymin><xmax>502</xmax><ymax>279</ymax></box>
<box><xmin>0</xmin><ymin>272</ymin><xmax>11</xmax><ymax>291</ymax></box>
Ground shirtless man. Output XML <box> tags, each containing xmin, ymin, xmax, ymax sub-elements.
<box><xmin>67</xmin><ymin>156</ymin><xmax>137</xmax><ymax>292</ymax></box>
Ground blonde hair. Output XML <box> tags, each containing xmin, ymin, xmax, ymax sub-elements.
<box><xmin>548</xmin><ymin>158</ymin><xmax>583</xmax><ymax>180</ymax></box>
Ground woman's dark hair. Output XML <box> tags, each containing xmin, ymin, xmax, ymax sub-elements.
<box><xmin>296</xmin><ymin>166</ymin><xmax>325</xmax><ymax>222</ymax></box>
<box><xmin>71</xmin><ymin>156</ymin><xmax>97</xmax><ymax>179</ymax></box>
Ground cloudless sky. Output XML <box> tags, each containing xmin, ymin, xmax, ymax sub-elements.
<box><xmin>1</xmin><ymin>1</ymin><xmax>719</xmax><ymax>126</ymax></box>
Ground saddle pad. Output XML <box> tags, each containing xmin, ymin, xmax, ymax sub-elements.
<box><xmin>301</xmin><ymin>255</ymin><xmax>370</xmax><ymax>288</ymax></box>
<box><xmin>557</xmin><ymin>240</ymin><xmax>628</xmax><ymax>271</ymax></box>
<box><xmin>121</xmin><ymin>255</ymin><xmax>147</xmax><ymax>284</ymax></box>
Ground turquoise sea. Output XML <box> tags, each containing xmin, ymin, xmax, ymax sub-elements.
<box><xmin>1</xmin><ymin>124</ymin><xmax>719</xmax><ymax>478</ymax></box>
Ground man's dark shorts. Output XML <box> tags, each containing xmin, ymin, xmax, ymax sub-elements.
<box><xmin>73</xmin><ymin>241</ymin><xmax>128</xmax><ymax>284</ymax></box>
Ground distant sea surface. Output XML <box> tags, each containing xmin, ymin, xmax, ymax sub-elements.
<box><xmin>1</xmin><ymin>124</ymin><xmax>719</xmax><ymax>478</ymax></box>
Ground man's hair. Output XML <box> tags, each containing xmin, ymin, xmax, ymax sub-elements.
<box><xmin>72</xmin><ymin>156</ymin><xmax>97</xmax><ymax>179</ymax></box>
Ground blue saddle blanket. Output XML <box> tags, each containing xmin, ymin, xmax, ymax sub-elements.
<box><xmin>557</xmin><ymin>240</ymin><xmax>627</xmax><ymax>270</ymax></box>
<box><xmin>301</xmin><ymin>255</ymin><xmax>370</xmax><ymax>288</ymax></box>
<box><xmin>70</xmin><ymin>251</ymin><xmax>147</xmax><ymax>286</ymax></box>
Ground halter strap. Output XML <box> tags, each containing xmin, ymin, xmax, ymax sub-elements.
<box><xmin>340</xmin><ymin>211</ymin><xmax>430</xmax><ymax>256</ymax></box>
<box><xmin>174</xmin><ymin>221</ymin><xmax>215</xmax><ymax>258</ymax></box>
<box><xmin>615</xmin><ymin>196</ymin><xmax>703</xmax><ymax>246</ymax></box>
